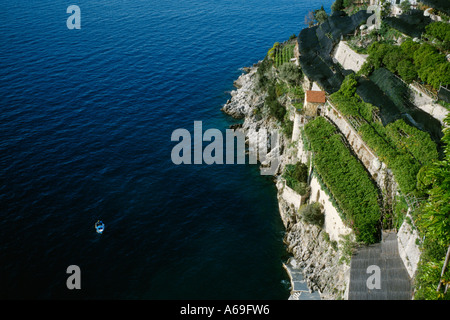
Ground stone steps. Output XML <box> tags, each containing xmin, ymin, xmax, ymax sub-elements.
<box><xmin>348</xmin><ymin>231</ymin><xmax>412</xmax><ymax>300</ymax></box>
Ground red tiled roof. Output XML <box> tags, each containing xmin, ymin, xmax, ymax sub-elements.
<box><xmin>306</xmin><ymin>90</ymin><xmax>326</xmax><ymax>103</ymax></box>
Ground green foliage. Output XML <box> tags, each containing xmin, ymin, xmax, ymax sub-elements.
<box><xmin>265</xmin><ymin>82</ymin><xmax>286</xmax><ymax>122</ymax></box>
<box><xmin>413</xmin><ymin>43</ymin><xmax>450</xmax><ymax>89</ymax></box>
<box><xmin>257</xmin><ymin>45</ymin><xmax>304</xmax><ymax>140</ymax></box>
<box><xmin>367</xmin><ymin>42</ymin><xmax>392</xmax><ymax>69</ymax></box>
<box><xmin>393</xmin><ymin>194</ymin><xmax>408</xmax><ymax>229</ymax></box>
<box><xmin>330</xmin><ymin>76</ymin><xmax>438</xmax><ymax>195</ymax></box>
<box><xmin>380</xmin><ymin>0</ymin><xmax>391</xmax><ymax>18</ymax></box>
<box><xmin>304</xmin><ymin>117</ymin><xmax>381</xmax><ymax>244</ymax></box>
<box><xmin>338</xmin><ymin>73</ymin><xmax>358</xmax><ymax>99</ymax></box>
<box><xmin>283</xmin><ymin>162</ymin><xmax>309</xmax><ymax>195</ymax></box>
<box><xmin>281</xmin><ymin>118</ymin><xmax>294</xmax><ymax>139</ymax></box>
<box><xmin>313</xmin><ymin>6</ymin><xmax>328</xmax><ymax>24</ymax></box>
<box><xmin>399</xmin><ymin>0</ymin><xmax>411</xmax><ymax>14</ymax></box>
<box><xmin>396</xmin><ymin>59</ymin><xmax>417</xmax><ymax>84</ymax></box>
<box><xmin>299</xmin><ymin>202</ymin><xmax>324</xmax><ymax>227</ymax></box>
<box><xmin>385</xmin><ymin>119</ymin><xmax>439</xmax><ymax>166</ymax></box>
<box><xmin>255</xmin><ymin>57</ymin><xmax>273</xmax><ymax>92</ymax></box>
<box><xmin>413</xmin><ymin>115</ymin><xmax>450</xmax><ymax>300</ymax></box>
<box><xmin>365</xmin><ymin>40</ymin><xmax>450</xmax><ymax>89</ymax></box>
<box><xmin>280</xmin><ymin>107</ymin><xmax>294</xmax><ymax>139</ymax></box>
<box><xmin>425</xmin><ymin>21</ymin><xmax>450</xmax><ymax>51</ymax></box>
<box><xmin>343</xmin><ymin>0</ymin><xmax>354</xmax><ymax>8</ymax></box>
<box><xmin>273</xmin><ymin>43</ymin><xmax>295</xmax><ymax>68</ymax></box>
<box><xmin>267</xmin><ymin>42</ymin><xmax>280</xmax><ymax>60</ymax></box>
<box><xmin>357</xmin><ymin>60</ymin><xmax>375</xmax><ymax>77</ymax></box>
<box><xmin>400</xmin><ymin>39</ymin><xmax>420</xmax><ymax>60</ymax></box>
<box><xmin>415</xmin><ymin>120</ymin><xmax>450</xmax><ymax>247</ymax></box>
<box><xmin>339</xmin><ymin>234</ymin><xmax>357</xmax><ymax>265</ymax></box>
<box><xmin>286</xmin><ymin>162</ymin><xmax>308</xmax><ymax>183</ymax></box>
<box><xmin>331</xmin><ymin>75</ymin><xmax>378</xmax><ymax>122</ymax></box>
<box><xmin>382</xmin><ymin>46</ymin><xmax>404</xmax><ymax>74</ymax></box>
<box><xmin>278</xmin><ymin>62</ymin><xmax>302</xmax><ymax>86</ymax></box>
<box><xmin>378</xmin><ymin>21</ymin><xmax>402</xmax><ymax>43</ymax></box>
<box><xmin>414</xmin><ymin>259</ymin><xmax>449</xmax><ymax>300</ymax></box>
<box><xmin>331</xmin><ymin>0</ymin><xmax>344</xmax><ymax>12</ymax></box>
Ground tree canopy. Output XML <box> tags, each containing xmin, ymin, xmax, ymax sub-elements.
<box><xmin>363</xmin><ymin>40</ymin><xmax>450</xmax><ymax>89</ymax></box>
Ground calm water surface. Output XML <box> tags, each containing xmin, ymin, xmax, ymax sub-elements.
<box><xmin>0</xmin><ymin>0</ymin><xmax>333</xmax><ymax>299</ymax></box>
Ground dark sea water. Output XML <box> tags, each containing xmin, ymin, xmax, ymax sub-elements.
<box><xmin>0</xmin><ymin>0</ymin><xmax>333</xmax><ymax>299</ymax></box>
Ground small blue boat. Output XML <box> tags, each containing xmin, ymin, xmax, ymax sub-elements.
<box><xmin>95</xmin><ymin>220</ymin><xmax>105</xmax><ymax>234</ymax></box>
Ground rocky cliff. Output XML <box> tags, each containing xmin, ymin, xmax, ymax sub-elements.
<box><xmin>222</xmin><ymin>64</ymin><xmax>354</xmax><ymax>300</ymax></box>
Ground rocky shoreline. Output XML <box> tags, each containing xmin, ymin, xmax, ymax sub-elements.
<box><xmin>221</xmin><ymin>64</ymin><xmax>352</xmax><ymax>300</ymax></box>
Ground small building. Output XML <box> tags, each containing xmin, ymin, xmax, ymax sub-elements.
<box><xmin>304</xmin><ymin>90</ymin><xmax>326</xmax><ymax>117</ymax></box>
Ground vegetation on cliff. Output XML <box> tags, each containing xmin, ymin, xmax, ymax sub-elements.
<box><xmin>414</xmin><ymin>115</ymin><xmax>450</xmax><ymax>300</ymax></box>
<box><xmin>360</xmin><ymin>39</ymin><xmax>450</xmax><ymax>89</ymax></box>
<box><xmin>299</xmin><ymin>202</ymin><xmax>324</xmax><ymax>228</ymax></box>
<box><xmin>304</xmin><ymin>116</ymin><xmax>381</xmax><ymax>244</ymax></box>
<box><xmin>250</xmin><ymin>3</ymin><xmax>450</xmax><ymax>297</ymax></box>
<box><xmin>282</xmin><ymin>162</ymin><xmax>309</xmax><ymax>196</ymax></box>
<box><xmin>424</xmin><ymin>21</ymin><xmax>450</xmax><ymax>51</ymax></box>
<box><xmin>329</xmin><ymin>2</ymin><xmax>449</xmax><ymax>299</ymax></box>
<box><xmin>255</xmin><ymin>41</ymin><xmax>303</xmax><ymax>139</ymax></box>
<box><xmin>330</xmin><ymin>74</ymin><xmax>439</xmax><ymax>195</ymax></box>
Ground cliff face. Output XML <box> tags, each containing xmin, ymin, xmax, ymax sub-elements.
<box><xmin>222</xmin><ymin>65</ymin><xmax>352</xmax><ymax>300</ymax></box>
<box><xmin>279</xmin><ymin>194</ymin><xmax>351</xmax><ymax>300</ymax></box>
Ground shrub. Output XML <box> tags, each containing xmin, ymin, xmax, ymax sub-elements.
<box><xmin>367</xmin><ymin>43</ymin><xmax>391</xmax><ymax>69</ymax></box>
<box><xmin>338</xmin><ymin>73</ymin><xmax>358</xmax><ymax>99</ymax></box>
<box><xmin>412</xmin><ymin>43</ymin><xmax>449</xmax><ymax>89</ymax></box>
<box><xmin>283</xmin><ymin>162</ymin><xmax>309</xmax><ymax>195</ymax></box>
<box><xmin>267</xmin><ymin>42</ymin><xmax>280</xmax><ymax>60</ymax></box>
<box><xmin>396</xmin><ymin>59</ymin><xmax>417</xmax><ymax>83</ymax></box>
<box><xmin>265</xmin><ymin>82</ymin><xmax>286</xmax><ymax>121</ymax></box>
<box><xmin>357</xmin><ymin>60</ymin><xmax>374</xmax><ymax>77</ymax></box>
<box><xmin>299</xmin><ymin>202</ymin><xmax>324</xmax><ymax>227</ymax></box>
<box><xmin>255</xmin><ymin>57</ymin><xmax>273</xmax><ymax>91</ymax></box>
<box><xmin>278</xmin><ymin>63</ymin><xmax>302</xmax><ymax>86</ymax></box>
<box><xmin>281</xmin><ymin>118</ymin><xmax>294</xmax><ymax>139</ymax></box>
<box><xmin>425</xmin><ymin>21</ymin><xmax>450</xmax><ymax>51</ymax></box>
<box><xmin>400</xmin><ymin>39</ymin><xmax>420</xmax><ymax>59</ymax></box>
<box><xmin>399</xmin><ymin>0</ymin><xmax>411</xmax><ymax>14</ymax></box>
<box><xmin>286</xmin><ymin>162</ymin><xmax>308</xmax><ymax>183</ymax></box>
<box><xmin>339</xmin><ymin>234</ymin><xmax>357</xmax><ymax>265</ymax></box>
<box><xmin>331</xmin><ymin>0</ymin><xmax>344</xmax><ymax>12</ymax></box>
<box><xmin>382</xmin><ymin>46</ymin><xmax>404</xmax><ymax>73</ymax></box>
<box><xmin>313</xmin><ymin>7</ymin><xmax>328</xmax><ymax>24</ymax></box>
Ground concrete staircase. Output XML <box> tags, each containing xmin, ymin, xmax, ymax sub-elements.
<box><xmin>348</xmin><ymin>231</ymin><xmax>412</xmax><ymax>300</ymax></box>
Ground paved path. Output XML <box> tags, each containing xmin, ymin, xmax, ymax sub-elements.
<box><xmin>348</xmin><ymin>231</ymin><xmax>412</xmax><ymax>300</ymax></box>
<box><xmin>283</xmin><ymin>260</ymin><xmax>321</xmax><ymax>300</ymax></box>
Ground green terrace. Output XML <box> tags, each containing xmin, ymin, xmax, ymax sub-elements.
<box><xmin>304</xmin><ymin>116</ymin><xmax>382</xmax><ymax>244</ymax></box>
<box><xmin>329</xmin><ymin>74</ymin><xmax>439</xmax><ymax>196</ymax></box>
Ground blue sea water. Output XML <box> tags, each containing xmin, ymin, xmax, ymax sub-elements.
<box><xmin>0</xmin><ymin>0</ymin><xmax>333</xmax><ymax>299</ymax></box>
